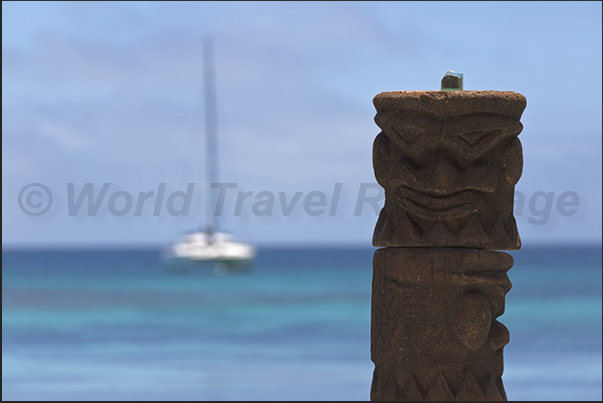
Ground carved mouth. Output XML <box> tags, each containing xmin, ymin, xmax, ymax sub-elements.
<box><xmin>397</xmin><ymin>186</ymin><xmax>481</xmax><ymax>219</ymax></box>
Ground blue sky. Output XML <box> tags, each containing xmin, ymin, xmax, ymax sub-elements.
<box><xmin>2</xmin><ymin>1</ymin><xmax>602</xmax><ymax>247</ymax></box>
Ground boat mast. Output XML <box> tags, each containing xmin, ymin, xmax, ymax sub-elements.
<box><xmin>203</xmin><ymin>36</ymin><xmax>218</xmax><ymax>237</ymax></box>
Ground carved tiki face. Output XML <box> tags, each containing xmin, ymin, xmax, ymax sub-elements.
<box><xmin>372</xmin><ymin>91</ymin><xmax>526</xmax><ymax>250</ymax></box>
<box><xmin>371</xmin><ymin>248</ymin><xmax>513</xmax><ymax>401</ymax></box>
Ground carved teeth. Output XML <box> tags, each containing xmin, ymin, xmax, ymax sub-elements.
<box><xmin>400</xmin><ymin>373</ymin><xmax>423</xmax><ymax>401</ymax></box>
<box><xmin>485</xmin><ymin>376</ymin><xmax>506</xmax><ymax>401</ymax></box>
<box><xmin>424</xmin><ymin>372</ymin><xmax>455</xmax><ymax>401</ymax></box>
<box><xmin>400</xmin><ymin>213</ymin><xmax>424</xmax><ymax>244</ymax></box>
<box><xmin>374</xmin><ymin>212</ymin><xmax>524</xmax><ymax>249</ymax></box>
<box><xmin>491</xmin><ymin>218</ymin><xmax>513</xmax><ymax>247</ymax></box>
<box><xmin>456</xmin><ymin>215</ymin><xmax>489</xmax><ymax>247</ymax></box>
<box><xmin>455</xmin><ymin>372</ymin><xmax>486</xmax><ymax>401</ymax></box>
<box><xmin>425</xmin><ymin>221</ymin><xmax>458</xmax><ymax>245</ymax></box>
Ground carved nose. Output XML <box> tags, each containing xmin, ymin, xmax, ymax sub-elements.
<box><xmin>424</xmin><ymin>152</ymin><xmax>497</xmax><ymax>194</ymax></box>
<box><xmin>394</xmin><ymin>152</ymin><xmax>497</xmax><ymax>195</ymax></box>
<box><xmin>428</xmin><ymin>152</ymin><xmax>463</xmax><ymax>195</ymax></box>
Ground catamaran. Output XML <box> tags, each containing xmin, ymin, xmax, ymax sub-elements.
<box><xmin>166</xmin><ymin>38</ymin><xmax>255</xmax><ymax>269</ymax></box>
<box><xmin>169</xmin><ymin>228</ymin><xmax>255</xmax><ymax>268</ymax></box>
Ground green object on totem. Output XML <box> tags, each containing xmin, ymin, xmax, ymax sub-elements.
<box><xmin>441</xmin><ymin>70</ymin><xmax>463</xmax><ymax>91</ymax></box>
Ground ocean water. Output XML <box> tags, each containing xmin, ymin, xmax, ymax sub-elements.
<box><xmin>2</xmin><ymin>246</ymin><xmax>601</xmax><ymax>401</ymax></box>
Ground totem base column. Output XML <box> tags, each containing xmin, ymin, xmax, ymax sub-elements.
<box><xmin>370</xmin><ymin>248</ymin><xmax>512</xmax><ymax>401</ymax></box>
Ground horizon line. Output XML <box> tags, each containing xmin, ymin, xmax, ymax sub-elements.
<box><xmin>2</xmin><ymin>241</ymin><xmax>602</xmax><ymax>252</ymax></box>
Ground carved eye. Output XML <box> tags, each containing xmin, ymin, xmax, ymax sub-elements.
<box><xmin>375</xmin><ymin>111</ymin><xmax>441</xmax><ymax>148</ymax></box>
<box><xmin>455</xmin><ymin>129</ymin><xmax>501</xmax><ymax>147</ymax></box>
<box><xmin>388</xmin><ymin>125</ymin><xmax>424</xmax><ymax>144</ymax></box>
<box><xmin>442</xmin><ymin>116</ymin><xmax>522</xmax><ymax>163</ymax></box>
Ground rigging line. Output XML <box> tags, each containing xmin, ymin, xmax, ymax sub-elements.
<box><xmin>180</xmin><ymin>62</ymin><xmax>204</xmax><ymax>184</ymax></box>
<box><xmin>179</xmin><ymin>45</ymin><xmax>205</xmax><ymax>230</ymax></box>
<box><xmin>203</xmin><ymin>35</ymin><xmax>219</xmax><ymax>233</ymax></box>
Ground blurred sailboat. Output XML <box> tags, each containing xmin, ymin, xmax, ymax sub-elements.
<box><xmin>169</xmin><ymin>229</ymin><xmax>255</xmax><ymax>268</ymax></box>
<box><xmin>167</xmin><ymin>38</ymin><xmax>255</xmax><ymax>270</ymax></box>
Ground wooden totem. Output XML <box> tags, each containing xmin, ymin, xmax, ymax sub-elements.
<box><xmin>370</xmin><ymin>90</ymin><xmax>526</xmax><ymax>401</ymax></box>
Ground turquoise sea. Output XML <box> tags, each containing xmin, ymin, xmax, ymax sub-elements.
<box><xmin>2</xmin><ymin>246</ymin><xmax>601</xmax><ymax>401</ymax></box>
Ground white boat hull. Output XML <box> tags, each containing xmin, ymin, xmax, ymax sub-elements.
<box><xmin>171</xmin><ymin>241</ymin><xmax>255</xmax><ymax>262</ymax></box>
<box><xmin>165</xmin><ymin>232</ymin><xmax>255</xmax><ymax>269</ymax></box>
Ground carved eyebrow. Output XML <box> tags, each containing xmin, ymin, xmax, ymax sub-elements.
<box><xmin>376</xmin><ymin>109</ymin><xmax>441</xmax><ymax>124</ymax></box>
<box><xmin>442</xmin><ymin>115</ymin><xmax>522</xmax><ymax>133</ymax></box>
<box><xmin>375</xmin><ymin>112</ymin><xmax>441</xmax><ymax>145</ymax></box>
<box><xmin>441</xmin><ymin>116</ymin><xmax>523</xmax><ymax>152</ymax></box>
<box><xmin>376</xmin><ymin>113</ymin><xmax>522</xmax><ymax>139</ymax></box>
